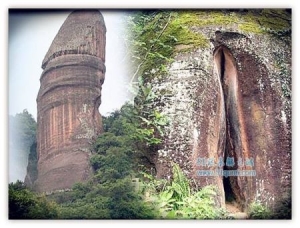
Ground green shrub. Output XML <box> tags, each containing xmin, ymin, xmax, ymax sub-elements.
<box><xmin>141</xmin><ymin>163</ymin><xmax>225</xmax><ymax>219</ymax></box>
<box><xmin>248</xmin><ymin>202</ymin><xmax>271</xmax><ymax>219</ymax></box>
<box><xmin>9</xmin><ymin>181</ymin><xmax>59</xmax><ymax>219</ymax></box>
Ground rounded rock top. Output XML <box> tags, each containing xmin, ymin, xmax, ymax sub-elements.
<box><xmin>42</xmin><ymin>10</ymin><xmax>106</xmax><ymax>69</ymax></box>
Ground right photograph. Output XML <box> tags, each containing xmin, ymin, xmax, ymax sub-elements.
<box><xmin>128</xmin><ymin>9</ymin><xmax>291</xmax><ymax>219</ymax></box>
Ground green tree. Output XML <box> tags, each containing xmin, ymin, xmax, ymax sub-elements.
<box><xmin>57</xmin><ymin>103</ymin><xmax>158</xmax><ymax>219</ymax></box>
<box><xmin>9</xmin><ymin>181</ymin><xmax>59</xmax><ymax>219</ymax></box>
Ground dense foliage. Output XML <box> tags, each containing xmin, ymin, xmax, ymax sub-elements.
<box><xmin>9</xmin><ymin>181</ymin><xmax>59</xmax><ymax>219</ymax></box>
<box><xmin>49</xmin><ymin>104</ymin><xmax>225</xmax><ymax>219</ymax></box>
<box><xmin>9</xmin><ymin>106</ymin><xmax>225</xmax><ymax>219</ymax></box>
<box><xmin>50</xmin><ymin>103</ymin><xmax>158</xmax><ymax>219</ymax></box>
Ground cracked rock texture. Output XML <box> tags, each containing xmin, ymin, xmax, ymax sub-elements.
<box><xmin>34</xmin><ymin>10</ymin><xmax>106</xmax><ymax>193</ymax></box>
<box><xmin>150</xmin><ymin>10</ymin><xmax>291</xmax><ymax>212</ymax></box>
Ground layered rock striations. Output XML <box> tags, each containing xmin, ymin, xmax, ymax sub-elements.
<box><xmin>34</xmin><ymin>10</ymin><xmax>106</xmax><ymax>193</ymax></box>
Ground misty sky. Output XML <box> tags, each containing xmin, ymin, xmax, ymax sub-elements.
<box><xmin>9</xmin><ymin>10</ymin><xmax>132</xmax><ymax>120</ymax></box>
<box><xmin>8</xmin><ymin>10</ymin><xmax>133</xmax><ymax>182</ymax></box>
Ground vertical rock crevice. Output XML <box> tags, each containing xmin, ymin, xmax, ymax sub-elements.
<box><xmin>214</xmin><ymin>45</ymin><xmax>247</xmax><ymax>211</ymax></box>
<box><xmin>144</xmin><ymin>11</ymin><xmax>291</xmax><ymax>215</ymax></box>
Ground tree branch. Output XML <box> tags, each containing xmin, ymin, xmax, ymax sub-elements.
<box><xmin>130</xmin><ymin>13</ymin><xmax>172</xmax><ymax>84</ymax></box>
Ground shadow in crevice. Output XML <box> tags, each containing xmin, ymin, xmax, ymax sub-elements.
<box><xmin>223</xmin><ymin>176</ymin><xmax>236</xmax><ymax>203</ymax></box>
<box><xmin>214</xmin><ymin>45</ymin><xmax>245</xmax><ymax>211</ymax></box>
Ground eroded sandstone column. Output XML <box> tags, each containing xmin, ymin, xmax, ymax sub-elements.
<box><xmin>35</xmin><ymin>10</ymin><xmax>106</xmax><ymax>193</ymax></box>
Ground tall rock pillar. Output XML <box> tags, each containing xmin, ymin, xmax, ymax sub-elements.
<box><xmin>35</xmin><ymin>10</ymin><xmax>106</xmax><ymax>193</ymax></box>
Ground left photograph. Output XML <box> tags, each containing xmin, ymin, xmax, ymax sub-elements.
<box><xmin>9</xmin><ymin>9</ymin><xmax>136</xmax><ymax>219</ymax></box>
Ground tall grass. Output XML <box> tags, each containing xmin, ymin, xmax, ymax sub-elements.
<box><xmin>140</xmin><ymin>163</ymin><xmax>227</xmax><ymax>219</ymax></box>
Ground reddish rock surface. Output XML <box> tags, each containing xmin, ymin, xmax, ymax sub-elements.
<box><xmin>151</xmin><ymin>12</ymin><xmax>291</xmax><ymax>214</ymax></box>
<box><xmin>34</xmin><ymin>10</ymin><xmax>106</xmax><ymax>193</ymax></box>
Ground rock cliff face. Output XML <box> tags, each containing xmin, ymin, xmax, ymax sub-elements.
<box><xmin>143</xmin><ymin>10</ymin><xmax>291</xmax><ymax>212</ymax></box>
<box><xmin>34</xmin><ymin>10</ymin><xmax>106</xmax><ymax>193</ymax></box>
